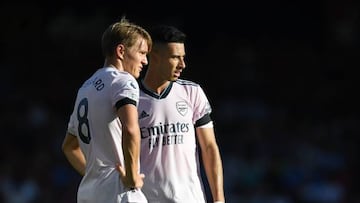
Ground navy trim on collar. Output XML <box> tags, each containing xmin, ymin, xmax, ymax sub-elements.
<box><xmin>139</xmin><ymin>80</ymin><xmax>173</xmax><ymax>99</ymax></box>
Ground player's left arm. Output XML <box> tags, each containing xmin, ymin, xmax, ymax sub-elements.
<box><xmin>196</xmin><ymin>126</ymin><xmax>225</xmax><ymax>203</ymax></box>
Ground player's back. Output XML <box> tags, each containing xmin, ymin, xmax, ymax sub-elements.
<box><xmin>68</xmin><ymin>67</ymin><xmax>137</xmax><ymax>202</ymax></box>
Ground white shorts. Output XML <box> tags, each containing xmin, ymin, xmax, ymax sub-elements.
<box><xmin>119</xmin><ymin>188</ymin><xmax>148</xmax><ymax>203</ymax></box>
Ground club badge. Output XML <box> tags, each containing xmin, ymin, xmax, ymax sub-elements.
<box><xmin>176</xmin><ymin>101</ymin><xmax>188</xmax><ymax>116</ymax></box>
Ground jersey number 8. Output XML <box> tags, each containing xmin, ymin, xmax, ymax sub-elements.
<box><xmin>77</xmin><ymin>98</ymin><xmax>91</xmax><ymax>144</ymax></box>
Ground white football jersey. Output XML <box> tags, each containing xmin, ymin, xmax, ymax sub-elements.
<box><xmin>67</xmin><ymin>67</ymin><xmax>140</xmax><ymax>203</ymax></box>
<box><xmin>138</xmin><ymin>79</ymin><xmax>213</xmax><ymax>203</ymax></box>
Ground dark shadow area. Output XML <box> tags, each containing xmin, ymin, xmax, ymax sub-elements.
<box><xmin>1</xmin><ymin>0</ymin><xmax>359</xmax><ymax>202</ymax></box>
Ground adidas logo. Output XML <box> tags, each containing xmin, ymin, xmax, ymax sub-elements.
<box><xmin>139</xmin><ymin>110</ymin><xmax>149</xmax><ymax>119</ymax></box>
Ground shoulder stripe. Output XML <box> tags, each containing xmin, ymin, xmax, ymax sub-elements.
<box><xmin>175</xmin><ymin>79</ymin><xmax>199</xmax><ymax>87</ymax></box>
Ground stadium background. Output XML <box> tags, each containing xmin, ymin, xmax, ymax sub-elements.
<box><xmin>1</xmin><ymin>0</ymin><xmax>359</xmax><ymax>202</ymax></box>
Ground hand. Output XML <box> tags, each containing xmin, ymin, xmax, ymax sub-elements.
<box><xmin>116</xmin><ymin>163</ymin><xmax>145</xmax><ymax>189</ymax></box>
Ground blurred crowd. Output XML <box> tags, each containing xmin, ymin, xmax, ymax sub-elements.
<box><xmin>1</xmin><ymin>1</ymin><xmax>359</xmax><ymax>202</ymax></box>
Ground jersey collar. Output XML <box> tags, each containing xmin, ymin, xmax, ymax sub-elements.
<box><xmin>139</xmin><ymin>79</ymin><xmax>173</xmax><ymax>99</ymax></box>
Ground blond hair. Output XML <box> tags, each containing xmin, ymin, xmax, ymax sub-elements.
<box><xmin>101</xmin><ymin>17</ymin><xmax>152</xmax><ymax>57</ymax></box>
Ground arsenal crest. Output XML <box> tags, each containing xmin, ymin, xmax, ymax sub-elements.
<box><xmin>176</xmin><ymin>101</ymin><xmax>188</xmax><ymax>116</ymax></box>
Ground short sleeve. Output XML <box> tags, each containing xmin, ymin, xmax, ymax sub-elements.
<box><xmin>111</xmin><ymin>73</ymin><xmax>139</xmax><ymax>108</ymax></box>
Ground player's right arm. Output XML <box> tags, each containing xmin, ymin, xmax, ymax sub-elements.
<box><xmin>117</xmin><ymin>102</ymin><xmax>144</xmax><ymax>189</ymax></box>
<box><xmin>62</xmin><ymin>132</ymin><xmax>86</xmax><ymax>176</ymax></box>
<box><xmin>196</xmin><ymin>126</ymin><xmax>225</xmax><ymax>203</ymax></box>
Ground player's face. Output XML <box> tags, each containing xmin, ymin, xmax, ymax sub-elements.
<box><xmin>160</xmin><ymin>43</ymin><xmax>186</xmax><ymax>81</ymax></box>
<box><xmin>123</xmin><ymin>38</ymin><xmax>149</xmax><ymax>79</ymax></box>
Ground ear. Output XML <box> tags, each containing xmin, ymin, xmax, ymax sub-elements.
<box><xmin>116</xmin><ymin>44</ymin><xmax>125</xmax><ymax>60</ymax></box>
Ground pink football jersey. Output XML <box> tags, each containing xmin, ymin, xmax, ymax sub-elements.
<box><xmin>138</xmin><ymin>79</ymin><xmax>212</xmax><ymax>202</ymax></box>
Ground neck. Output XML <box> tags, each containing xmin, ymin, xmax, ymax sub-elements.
<box><xmin>143</xmin><ymin>73</ymin><xmax>170</xmax><ymax>95</ymax></box>
<box><xmin>104</xmin><ymin>58</ymin><xmax>123</xmax><ymax>71</ymax></box>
